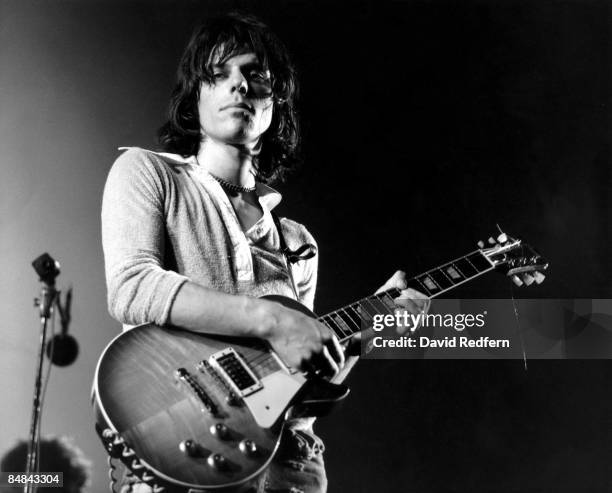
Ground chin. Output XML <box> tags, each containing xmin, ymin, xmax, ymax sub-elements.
<box><xmin>204</xmin><ymin>118</ymin><xmax>267</xmax><ymax>146</ymax></box>
<box><xmin>224</xmin><ymin>124</ymin><xmax>262</xmax><ymax>145</ymax></box>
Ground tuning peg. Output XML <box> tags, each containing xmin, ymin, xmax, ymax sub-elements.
<box><xmin>477</xmin><ymin>240</ymin><xmax>484</xmax><ymax>248</ymax></box>
<box><xmin>511</xmin><ymin>275</ymin><xmax>523</xmax><ymax>287</ymax></box>
<box><xmin>533</xmin><ymin>271</ymin><xmax>546</xmax><ymax>284</ymax></box>
<box><xmin>522</xmin><ymin>273</ymin><xmax>535</xmax><ymax>286</ymax></box>
<box><xmin>488</xmin><ymin>237</ymin><xmax>496</xmax><ymax>244</ymax></box>
<box><xmin>497</xmin><ymin>233</ymin><xmax>508</xmax><ymax>243</ymax></box>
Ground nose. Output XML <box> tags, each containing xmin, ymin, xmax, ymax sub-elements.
<box><xmin>231</xmin><ymin>71</ymin><xmax>248</xmax><ymax>96</ymax></box>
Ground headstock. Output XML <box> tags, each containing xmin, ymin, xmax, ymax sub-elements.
<box><xmin>479</xmin><ymin>228</ymin><xmax>549</xmax><ymax>286</ymax></box>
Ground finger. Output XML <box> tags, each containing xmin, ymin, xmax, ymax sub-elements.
<box><xmin>398</xmin><ymin>288</ymin><xmax>430</xmax><ymax>312</ymax></box>
<box><xmin>396</xmin><ymin>318</ymin><xmax>411</xmax><ymax>335</ymax></box>
<box><xmin>300</xmin><ymin>355</ymin><xmax>316</xmax><ymax>375</ymax></box>
<box><xmin>319</xmin><ymin>345</ymin><xmax>340</xmax><ymax>378</ymax></box>
<box><xmin>345</xmin><ymin>332</ymin><xmax>362</xmax><ymax>356</ymax></box>
<box><xmin>326</xmin><ymin>334</ymin><xmax>346</xmax><ymax>369</ymax></box>
<box><xmin>394</xmin><ymin>298</ymin><xmax>421</xmax><ymax>314</ymax></box>
<box><xmin>399</xmin><ymin>287</ymin><xmax>428</xmax><ymax>300</ymax></box>
<box><xmin>393</xmin><ymin>307</ymin><xmax>416</xmax><ymax>335</ymax></box>
<box><xmin>375</xmin><ymin>270</ymin><xmax>407</xmax><ymax>294</ymax></box>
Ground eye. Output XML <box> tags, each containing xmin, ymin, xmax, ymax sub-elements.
<box><xmin>249</xmin><ymin>70</ymin><xmax>270</xmax><ymax>83</ymax></box>
<box><xmin>212</xmin><ymin>72</ymin><xmax>226</xmax><ymax>81</ymax></box>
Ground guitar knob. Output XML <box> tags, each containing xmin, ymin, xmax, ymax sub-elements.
<box><xmin>210</xmin><ymin>423</ymin><xmax>230</xmax><ymax>440</ymax></box>
<box><xmin>239</xmin><ymin>439</ymin><xmax>258</xmax><ymax>456</ymax></box>
<box><xmin>179</xmin><ymin>439</ymin><xmax>200</xmax><ymax>457</ymax></box>
<box><xmin>207</xmin><ymin>453</ymin><xmax>227</xmax><ymax>470</ymax></box>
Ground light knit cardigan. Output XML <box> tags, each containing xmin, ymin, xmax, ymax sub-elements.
<box><xmin>101</xmin><ymin>147</ymin><xmax>318</xmax><ymax>328</ymax></box>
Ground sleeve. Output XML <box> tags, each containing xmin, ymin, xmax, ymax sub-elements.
<box><xmin>101</xmin><ymin>148</ymin><xmax>189</xmax><ymax>326</ymax></box>
<box><xmin>294</xmin><ymin>225</ymin><xmax>319</xmax><ymax>312</ymax></box>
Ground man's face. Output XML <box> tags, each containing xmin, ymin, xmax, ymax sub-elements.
<box><xmin>198</xmin><ymin>51</ymin><xmax>274</xmax><ymax>145</ymax></box>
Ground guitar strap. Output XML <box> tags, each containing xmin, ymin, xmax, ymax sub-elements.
<box><xmin>271</xmin><ymin>211</ymin><xmax>317</xmax><ymax>301</ymax></box>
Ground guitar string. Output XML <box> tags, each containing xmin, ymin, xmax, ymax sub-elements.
<box><xmin>254</xmin><ymin>248</ymin><xmax>530</xmax><ymax>365</ymax></box>
<box><xmin>509</xmin><ymin>283</ymin><xmax>528</xmax><ymax>372</ymax></box>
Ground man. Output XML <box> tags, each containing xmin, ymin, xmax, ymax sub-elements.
<box><xmin>102</xmin><ymin>12</ymin><xmax>427</xmax><ymax>493</ymax></box>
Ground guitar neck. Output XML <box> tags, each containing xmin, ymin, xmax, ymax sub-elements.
<box><xmin>318</xmin><ymin>249</ymin><xmax>495</xmax><ymax>343</ymax></box>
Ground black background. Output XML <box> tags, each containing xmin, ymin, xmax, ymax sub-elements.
<box><xmin>3</xmin><ymin>0</ymin><xmax>610</xmax><ymax>491</ymax></box>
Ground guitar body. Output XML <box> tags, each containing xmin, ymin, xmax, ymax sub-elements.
<box><xmin>92</xmin><ymin>295</ymin><xmax>349</xmax><ymax>493</ymax></box>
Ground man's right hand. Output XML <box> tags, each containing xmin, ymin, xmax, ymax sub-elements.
<box><xmin>260</xmin><ymin>301</ymin><xmax>345</xmax><ymax>379</ymax></box>
<box><xmin>168</xmin><ymin>282</ymin><xmax>345</xmax><ymax>378</ymax></box>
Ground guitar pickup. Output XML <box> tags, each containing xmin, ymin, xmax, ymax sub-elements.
<box><xmin>209</xmin><ymin>348</ymin><xmax>263</xmax><ymax>398</ymax></box>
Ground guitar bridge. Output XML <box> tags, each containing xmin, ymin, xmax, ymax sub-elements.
<box><xmin>209</xmin><ymin>348</ymin><xmax>262</xmax><ymax>398</ymax></box>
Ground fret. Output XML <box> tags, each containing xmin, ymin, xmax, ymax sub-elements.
<box><xmin>418</xmin><ymin>274</ymin><xmax>440</xmax><ymax>293</ymax></box>
<box><xmin>330</xmin><ymin>312</ymin><xmax>353</xmax><ymax>337</ymax></box>
<box><xmin>429</xmin><ymin>269</ymin><xmax>454</xmax><ymax>290</ymax></box>
<box><xmin>387</xmin><ymin>287</ymin><xmax>402</xmax><ymax>298</ymax></box>
<box><xmin>321</xmin><ymin>314</ymin><xmax>348</xmax><ymax>338</ymax></box>
<box><xmin>357</xmin><ymin>298</ymin><xmax>382</xmax><ymax>318</ymax></box>
<box><xmin>407</xmin><ymin>277</ymin><xmax>432</xmax><ymax>296</ymax></box>
<box><xmin>352</xmin><ymin>302</ymin><xmax>372</xmax><ymax>323</ymax></box>
<box><xmin>378</xmin><ymin>292</ymin><xmax>397</xmax><ymax>311</ymax></box>
<box><xmin>454</xmin><ymin>257</ymin><xmax>478</xmax><ymax>277</ymax></box>
<box><xmin>317</xmin><ymin>249</ymin><xmax>499</xmax><ymax>343</ymax></box>
<box><xmin>339</xmin><ymin>307</ymin><xmax>361</xmax><ymax>332</ymax></box>
<box><xmin>346</xmin><ymin>304</ymin><xmax>365</xmax><ymax>326</ymax></box>
<box><xmin>467</xmin><ymin>252</ymin><xmax>492</xmax><ymax>272</ymax></box>
<box><xmin>440</xmin><ymin>265</ymin><xmax>457</xmax><ymax>282</ymax></box>
<box><xmin>364</xmin><ymin>295</ymin><xmax>394</xmax><ymax>315</ymax></box>
<box><xmin>445</xmin><ymin>263</ymin><xmax>465</xmax><ymax>281</ymax></box>
<box><xmin>464</xmin><ymin>256</ymin><xmax>478</xmax><ymax>272</ymax></box>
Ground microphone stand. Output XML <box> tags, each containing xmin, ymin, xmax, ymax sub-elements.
<box><xmin>25</xmin><ymin>254</ymin><xmax>61</xmax><ymax>493</ymax></box>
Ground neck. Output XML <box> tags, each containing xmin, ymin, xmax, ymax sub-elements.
<box><xmin>196</xmin><ymin>138</ymin><xmax>258</xmax><ymax>187</ymax></box>
<box><xmin>318</xmin><ymin>248</ymin><xmax>495</xmax><ymax>342</ymax></box>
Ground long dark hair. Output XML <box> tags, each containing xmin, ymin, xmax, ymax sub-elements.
<box><xmin>158</xmin><ymin>12</ymin><xmax>300</xmax><ymax>183</ymax></box>
<box><xmin>1</xmin><ymin>436</ymin><xmax>91</xmax><ymax>492</ymax></box>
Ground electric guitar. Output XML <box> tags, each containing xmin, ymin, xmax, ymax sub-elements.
<box><xmin>92</xmin><ymin>231</ymin><xmax>548</xmax><ymax>493</ymax></box>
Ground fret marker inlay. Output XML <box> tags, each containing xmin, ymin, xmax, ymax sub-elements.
<box><xmin>446</xmin><ymin>266</ymin><xmax>461</xmax><ymax>279</ymax></box>
<box><xmin>421</xmin><ymin>276</ymin><xmax>438</xmax><ymax>291</ymax></box>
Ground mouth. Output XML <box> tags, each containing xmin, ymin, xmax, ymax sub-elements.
<box><xmin>221</xmin><ymin>102</ymin><xmax>255</xmax><ymax>114</ymax></box>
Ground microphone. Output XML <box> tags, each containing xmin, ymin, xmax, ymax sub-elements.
<box><xmin>46</xmin><ymin>287</ymin><xmax>79</xmax><ymax>366</ymax></box>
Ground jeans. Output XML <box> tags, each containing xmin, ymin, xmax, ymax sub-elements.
<box><xmin>119</xmin><ymin>428</ymin><xmax>327</xmax><ymax>493</ymax></box>
<box><xmin>259</xmin><ymin>427</ymin><xmax>327</xmax><ymax>493</ymax></box>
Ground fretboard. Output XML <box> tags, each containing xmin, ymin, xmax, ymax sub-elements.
<box><xmin>319</xmin><ymin>249</ymin><xmax>495</xmax><ymax>342</ymax></box>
